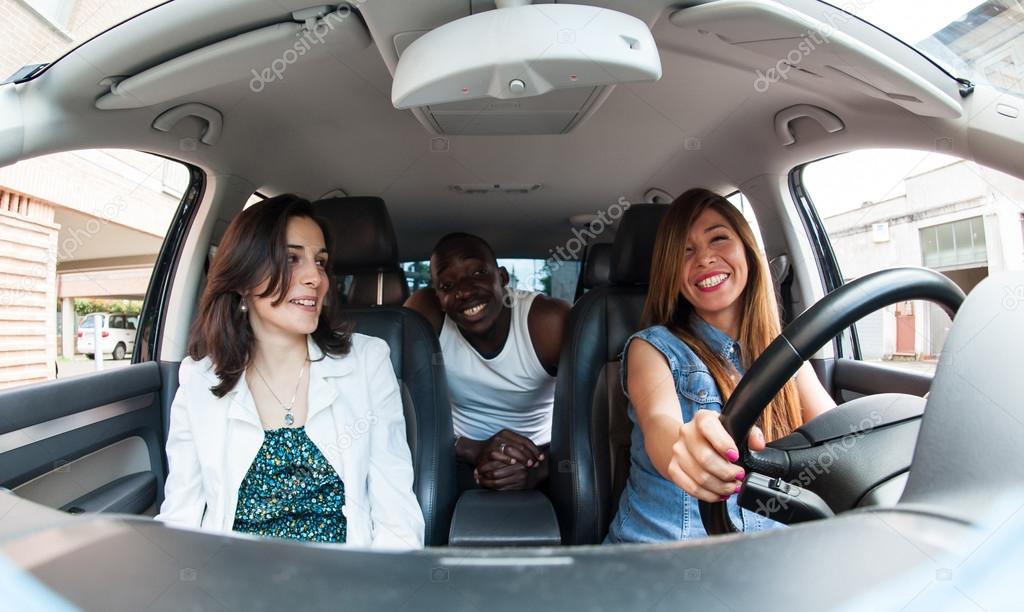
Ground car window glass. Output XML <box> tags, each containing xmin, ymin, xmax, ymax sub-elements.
<box><xmin>801</xmin><ymin>149</ymin><xmax>1024</xmax><ymax>372</ymax></box>
<box><xmin>403</xmin><ymin>259</ymin><xmax>581</xmax><ymax>304</ymax></box>
<box><xmin>0</xmin><ymin>149</ymin><xmax>191</xmax><ymax>390</ymax></box>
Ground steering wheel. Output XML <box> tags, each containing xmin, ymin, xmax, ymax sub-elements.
<box><xmin>699</xmin><ymin>267</ymin><xmax>965</xmax><ymax>535</ymax></box>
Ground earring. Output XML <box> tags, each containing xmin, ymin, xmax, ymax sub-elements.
<box><xmin>239</xmin><ymin>300</ymin><xmax>248</xmax><ymax>313</ymax></box>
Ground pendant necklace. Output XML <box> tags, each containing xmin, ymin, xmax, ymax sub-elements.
<box><xmin>253</xmin><ymin>359</ymin><xmax>308</xmax><ymax>426</ymax></box>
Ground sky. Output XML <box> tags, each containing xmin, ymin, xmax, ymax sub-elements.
<box><xmin>839</xmin><ymin>0</ymin><xmax>990</xmax><ymax>44</ymax></box>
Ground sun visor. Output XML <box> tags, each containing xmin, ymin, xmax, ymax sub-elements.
<box><xmin>669</xmin><ymin>0</ymin><xmax>963</xmax><ymax>120</ymax></box>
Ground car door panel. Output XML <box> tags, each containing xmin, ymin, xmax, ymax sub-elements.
<box><xmin>0</xmin><ymin>362</ymin><xmax>166</xmax><ymax>516</ymax></box>
<box><xmin>830</xmin><ymin>358</ymin><xmax>931</xmax><ymax>402</ymax></box>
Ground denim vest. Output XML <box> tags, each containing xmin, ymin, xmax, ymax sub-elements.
<box><xmin>604</xmin><ymin>315</ymin><xmax>783</xmax><ymax>543</ymax></box>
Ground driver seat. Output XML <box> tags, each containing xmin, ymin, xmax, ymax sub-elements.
<box><xmin>549</xmin><ymin>204</ymin><xmax>667</xmax><ymax>545</ymax></box>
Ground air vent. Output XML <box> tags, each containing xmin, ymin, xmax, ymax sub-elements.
<box><xmin>449</xmin><ymin>184</ymin><xmax>542</xmax><ymax>194</ymax></box>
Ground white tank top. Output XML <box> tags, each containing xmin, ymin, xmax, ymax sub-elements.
<box><xmin>440</xmin><ymin>289</ymin><xmax>556</xmax><ymax>446</ymax></box>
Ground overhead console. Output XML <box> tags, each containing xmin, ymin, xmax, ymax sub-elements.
<box><xmin>388</xmin><ymin>1</ymin><xmax>662</xmax><ymax>135</ymax></box>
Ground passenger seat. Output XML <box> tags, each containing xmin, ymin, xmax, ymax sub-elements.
<box><xmin>574</xmin><ymin>243</ymin><xmax>613</xmax><ymax>301</ymax></box>
<box><xmin>315</xmin><ymin>196</ymin><xmax>458</xmax><ymax>546</ymax></box>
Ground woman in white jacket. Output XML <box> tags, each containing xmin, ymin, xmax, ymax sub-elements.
<box><xmin>156</xmin><ymin>194</ymin><xmax>424</xmax><ymax>549</ymax></box>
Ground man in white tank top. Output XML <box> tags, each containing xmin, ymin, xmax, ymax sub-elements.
<box><xmin>405</xmin><ymin>233</ymin><xmax>569</xmax><ymax>490</ymax></box>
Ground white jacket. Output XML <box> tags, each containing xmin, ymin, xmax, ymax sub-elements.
<box><xmin>155</xmin><ymin>334</ymin><xmax>425</xmax><ymax>549</ymax></box>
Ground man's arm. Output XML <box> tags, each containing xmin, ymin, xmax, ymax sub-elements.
<box><xmin>527</xmin><ymin>294</ymin><xmax>570</xmax><ymax>376</ymax></box>
<box><xmin>404</xmin><ymin>288</ymin><xmax>445</xmax><ymax>335</ymax></box>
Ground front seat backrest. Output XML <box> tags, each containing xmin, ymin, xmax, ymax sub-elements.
<box><xmin>315</xmin><ymin>196</ymin><xmax>458</xmax><ymax>546</ymax></box>
<box><xmin>549</xmin><ymin>204</ymin><xmax>667</xmax><ymax>545</ymax></box>
<box><xmin>574</xmin><ymin>242</ymin><xmax>613</xmax><ymax>301</ymax></box>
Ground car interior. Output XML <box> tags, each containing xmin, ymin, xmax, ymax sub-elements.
<box><xmin>1</xmin><ymin>0</ymin><xmax>1022</xmax><ymax>609</ymax></box>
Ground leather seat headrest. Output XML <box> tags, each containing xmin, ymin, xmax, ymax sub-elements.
<box><xmin>582</xmin><ymin>243</ymin><xmax>613</xmax><ymax>290</ymax></box>
<box><xmin>609</xmin><ymin>204</ymin><xmax>668</xmax><ymax>286</ymax></box>
<box><xmin>348</xmin><ymin>270</ymin><xmax>410</xmax><ymax>306</ymax></box>
<box><xmin>314</xmin><ymin>197</ymin><xmax>399</xmax><ymax>273</ymax></box>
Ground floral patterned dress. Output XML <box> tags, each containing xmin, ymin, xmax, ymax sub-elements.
<box><xmin>232</xmin><ymin>426</ymin><xmax>347</xmax><ymax>543</ymax></box>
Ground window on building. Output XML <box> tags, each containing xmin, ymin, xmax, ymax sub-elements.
<box><xmin>920</xmin><ymin>217</ymin><xmax>987</xmax><ymax>269</ymax></box>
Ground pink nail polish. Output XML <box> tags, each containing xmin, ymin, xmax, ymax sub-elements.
<box><xmin>735</xmin><ymin>471</ymin><xmax>745</xmax><ymax>481</ymax></box>
<box><xmin>734</xmin><ymin>485</ymin><xmax>742</xmax><ymax>493</ymax></box>
<box><xmin>725</xmin><ymin>449</ymin><xmax>740</xmax><ymax>462</ymax></box>
<box><xmin>719</xmin><ymin>495</ymin><xmax>730</xmax><ymax>501</ymax></box>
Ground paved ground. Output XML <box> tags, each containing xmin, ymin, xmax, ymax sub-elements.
<box><xmin>57</xmin><ymin>356</ymin><xmax>131</xmax><ymax>380</ymax></box>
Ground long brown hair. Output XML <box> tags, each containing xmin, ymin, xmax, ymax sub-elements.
<box><xmin>642</xmin><ymin>188</ymin><xmax>802</xmax><ymax>441</ymax></box>
<box><xmin>188</xmin><ymin>194</ymin><xmax>351</xmax><ymax>397</ymax></box>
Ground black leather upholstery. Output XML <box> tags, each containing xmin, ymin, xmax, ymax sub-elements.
<box><xmin>610</xmin><ymin>204</ymin><xmax>666</xmax><ymax>285</ymax></box>
<box><xmin>549</xmin><ymin>204</ymin><xmax>667</xmax><ymax>545</ymax></box>
<box><xmin>575</xmin><ymin>243</ymin><xmax>613</xmax><ymax>300</ymax></box>
<box><xmin>448</xmin><ymin>490</ymin><xmax>561</xmax><ymax>547</ymax></box>
<box><xmin>347</xmin><ymin>270</ymin><xmax>410</xmax><ymax>306</ymax></box>
<box><xmin>316</xmin><ymin>197</ymin><xmax>399</xmax><ymax>273</ymax></box>
<box><xmin>314</xmin><ymin>197</ymin><xmax>458</xmax><ymax>546</ymax></box>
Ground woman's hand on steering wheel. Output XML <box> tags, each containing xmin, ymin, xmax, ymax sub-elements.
<box><xmin>667</xmin><ymin>410</ymin><xmax>765</xmax><ymax>503</ymax></box>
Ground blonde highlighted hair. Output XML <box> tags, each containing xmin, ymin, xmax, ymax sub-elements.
<box><xmin>641</xmin><ymin>188</ymin><xmax>802</xmax><ymax>441</ymax></box>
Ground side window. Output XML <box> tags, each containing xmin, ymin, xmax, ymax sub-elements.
<box><xmin>800</xmin><ymin>149</ymin><xmax>1024</xmax><ymax>371</ymax></box>
<box><xmin>0</xmin><ymin>149</ymin><xmax>192</xmax><ymax>390</ymax></box>
<box><xmin>402</xmin><ymin>259</ymin><xmax>581</xmax><ymax>304</ymax></box>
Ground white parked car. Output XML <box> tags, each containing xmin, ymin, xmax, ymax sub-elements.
<box><xmin>75</xmin><ymin>313</ymin><xmax>138</xmax><ymax>361</ymax></box>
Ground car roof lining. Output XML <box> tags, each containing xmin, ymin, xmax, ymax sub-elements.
<box><xmin>0</xmin><ymin>0</ymin><xmax>1001</xmax><ymax>262</ymax></box>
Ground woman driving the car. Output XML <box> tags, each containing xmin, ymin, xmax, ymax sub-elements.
<box><xmin>605</xmin><ymin>188</ymin><xmax>836</xmax><ymax>543</ymax></box>
<box><xmin>156</xmin><ymin>194</ymin><xmax>424</xmax><ymax>549</ymax></box>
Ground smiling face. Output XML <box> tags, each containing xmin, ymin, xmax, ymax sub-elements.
<box><xmin>678</xmin><ymin>207</ymin><xmax>750</xmax><ymax>334</ymax></box>
<box><xmin>247</xmin><ymin>216</ymin><xmax>330</xmax><ymax>341</ymax></box>
<box><xmin>431</xmin><ymin>237</ymin><xmax>509</xmax><ymax>335</ymax></box>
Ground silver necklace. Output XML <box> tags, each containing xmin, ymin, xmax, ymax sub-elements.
<box><xmin>252</xmin><ymin>359</ymin><xmax>307</xmax><ymax>426</ymax></box>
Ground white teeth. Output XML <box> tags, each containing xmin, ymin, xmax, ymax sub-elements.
<box><xmin>697</xmin><ymin>274</ymin><xmax>729</xmax><ymax>289</ymax></box>
<box><xmin>291</xmin><ymin>299</ymin><xmax>315</xmax><ymax>307</ymax></box>
<box><xmin>463</xmin><ymin>303</ymin><xmax>485</xmax><ymax>316</ymax></box>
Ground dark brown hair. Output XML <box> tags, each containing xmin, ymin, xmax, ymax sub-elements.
<box><xmin>187</xmin><ymin>194</ymin><xmax>351</xmax><ymax>397</ymax></box>
<box><xmin>642</xmin><ymin>188</ymin><xmax>802</xmax><ymax>441</ymax></box>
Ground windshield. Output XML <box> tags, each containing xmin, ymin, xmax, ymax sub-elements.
<box><xmin>830</xmin><ymin>0</ymin><xmax>1024</xmax><ymax>96</ymax></box>
<box><xmin>2</xmin><ymin>1</ymin><xmax>168</xmax><ymax>81</ymax></box>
